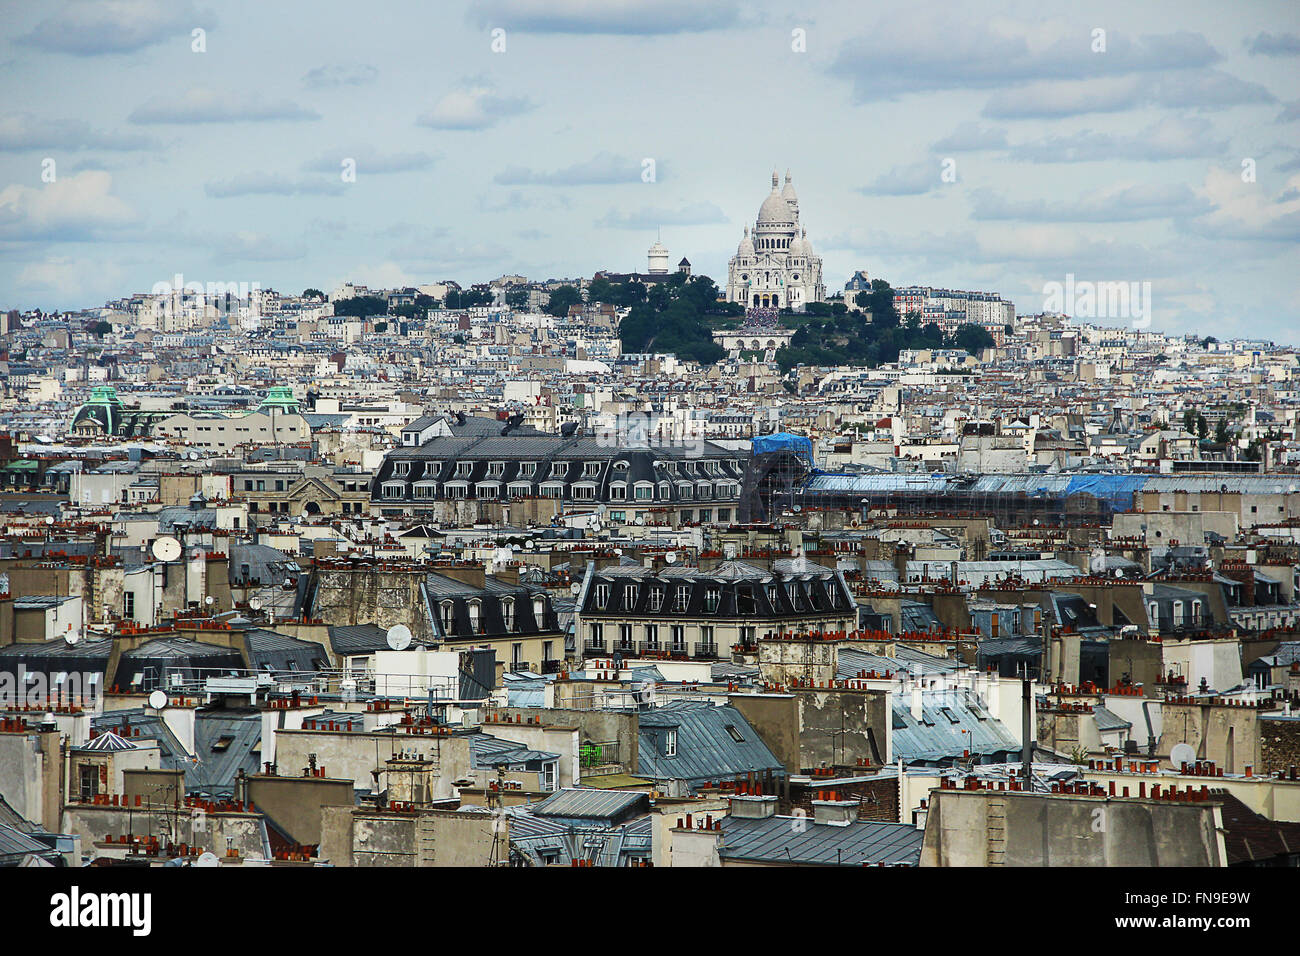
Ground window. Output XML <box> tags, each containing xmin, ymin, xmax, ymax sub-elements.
<box><xmin>623</xmin><ymin>584</ymin><xmax>638</xmax><ymax>608</ymax></box>
<box><xmin>502</xmin><ymin>598</ymin><xmax>515</xmax><ymax>631</ymax></box>
<box><xmin>440</xmin><ymin>601</ymin><xmax>455</xmax><ymax>634</ymax></box>
<box><xmin>519</xmin><ymin>462</ymin><xmax>537</xmax><ymax>477</ymax></box>
<box><xmin>543</xmin><ymin>640</ymin><xmax>553</xmax><ymax>662</ymax></box>
<box><xmin>725</xmin><ymin>724</ymin><xmax>745</xmax><ymax>743</ymax></box>
<box><xmin>610</xmin><ymin>483</ymin><xmax>627</xmax><ymax>501</ymax></box>
<box><xmin>704</xmin><ymin>587</ymin><xmax>720</xmax><ymax>613</ymax></box>
<box><xmin>212</xmin><ymin>734</ymin><xmax>236</xmax><ymax>752</ymax></box>
<box><xmin>550</xmin><ymin>461</ymin><xmax>568</xmax><ymax>477</ymax></box>
<box><xmin>583</xmin><ymin>462</ymin><xmax>602</xmax><ymax>477</ymax></box>
<box><xmin>543</xmin><ymin>761</ymin><xmax>557</xmax><ymax>791</ymax></box>
<box><xmin>487</xmin><ymin>461</ymin><xmax>505</xmax><ymax>478</ymax></box>
<box><xmin>664</xmin><ymin>729</ymin><xmax>677</xmax><ymax>757</ymax></box>
<box><xmin>671</xmin><ymin>625</ymin><xmax>685</xmax><ymax>650</ymax></box>
<box><xmin>123</xmin><ymin>592</ymin><xmax>135</xmax><ymax>619</ymax></box>
<box><xmin>645</xmin><ymin>624</ymin><xmax>659</xmax><ymax>648</ymax></box>
<box><xmin>618</xmin><ymin>623</ymin><xmax>633</xmax><ymax>648</ymax></box>
<box><xmin>634</xmin><ymin>483</ymin><xmax>653</xmax><ymax>501</ymax></box>
<box><xmin>455</xmin><ymin>461</ymin><xmax>473</xmax><ymax>477</ymax></box>
<box><xmin>395</xmin><ymin>462</ymin><xmax>411</xmax><ymax>476</ymax></box>
<box><xmin>649</xmin><ymin>587</ymin><xmax>663</xmax><ymax>612</ymax></box>
<box><xmin>674</xmin><ymin>585</ymin><xmax>691</xmax><ymax>612</ymax></box>
<box><xmin>590</xmin><ymin>622</ymin><xmax>604</xmax><ymax>646</ymax></box>
<box><xmin>511</xmin><ymin>642</ymin><xmax>522</xmax><ymax>669</ymax></box>
<box><xmin>595</xmin><ymin>584</ymin><xmax>610</xmax><ymax>609</ymax></box>
<box><xmin>533</xmin><ymin>596</ymin><xmax>546</xmax><ymax>624</ymax></box>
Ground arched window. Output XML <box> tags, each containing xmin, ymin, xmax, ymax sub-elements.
<box><xmin>468</xmin><ymin>599</ymin><xmax>482</xmax><ymax>633</ymax></box>
<box><xmin>501</xmin><ymin>598</ymin><xmax>515</xmax><ymax>630</ymax></box>
<box><xmin>439</xmin><ymin>601</ymin><xmax>455</xmax><ymax>634</ymax></box>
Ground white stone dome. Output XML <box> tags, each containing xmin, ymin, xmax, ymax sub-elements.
<box><xmin>757</xmin><ymin>187</ymin><xmax>792</xmax><ymax>225</ymax></box>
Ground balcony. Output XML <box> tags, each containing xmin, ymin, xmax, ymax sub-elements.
<box><xmin>693</xmin><ymin>642</ymin><xmax>719</xmax><ymax>660</ymax></box>
<box><xmin>584</xmin><ymin>640</ymin><xmax>607</xmax><ymax>654</ymax></box>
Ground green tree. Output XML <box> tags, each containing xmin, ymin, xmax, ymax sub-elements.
<box><xmin>332</xmin><ymin>295</ymin><xmax>388</xmax><ymax>318</ymax></box>
<box><xmin>504</xmin><ymin>288</ymin><xmax>529</xmax><ymax>310</ymax></box>
<box><xmin>302</xmin><ymin>288</ymin><xmax>325</xmax><ymax>300</ymax></box>
<box><xmin>950</xmin><ymin>323</ymin><xmax>994</xmax><ymax>355</ymax></box>
<box><xmin>866</xmin><ymin>279</ymin><xmax>900</xmax><ymax>329</ymax></box>
<box><xmin>545</xmin><ymin>285</ymin><xmax>583</xmax><ymax>317</ymax></box>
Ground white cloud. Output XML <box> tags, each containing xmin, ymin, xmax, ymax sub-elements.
<box><xmin>417</xmin><ymin>81</ymin><xmax>534</xmax><ymax>130</ymax></box>
<box><xmin>130</xmin><ymin>88</ymin><xmax>320</xmax><ymax>124</ymax></box>
<box><xmin>0</xmin><ymin>171</ymin><xmax>138</xmax><ymax>239</ymax></box>
<box><xmin>0</xmin><ymin>113</ymin><xmax>158</xmax><ymax>151</ymax></box>
<box><xmin>469</xmin><ymin>0</ymin><xmax>741</xmax><ymax>34</ymax></box>
<box><xmin>26</xmin><ymin>0</ymin><xmax>213</xmax><ymax>56</ymax></box>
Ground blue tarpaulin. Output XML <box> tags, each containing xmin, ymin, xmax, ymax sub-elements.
<box><xmin>752</xmin><ymin>432</ymin><xmax>814</xmax><ymax>467</ymax></box>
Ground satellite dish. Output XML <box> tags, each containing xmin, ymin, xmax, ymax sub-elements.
<box><xmin>524</xmin><ymin>539</ymin><xmax>536</xmax><ymax>550</ymax></box>
<box><xmin>194</xmin><ymin>852</ymin><xmax>220</xmax><ymax>868</ymax></box>
<box><xmin>569</xmin><ymin>582</ymin><xmax>582</xmax><ymax>596</ymax></box>
<box><xmin>634</xmin><ymin>514</ymin><xmax>645</xmax><ymax>526</ymax></box>
<box><xmin>152</xmin><ymin>536</ymin><xmax>182</xmax><ymax>562</ymax></box>
<box><xmin>63</xmin><ymin>630</ymin><xmax>81</xmax><ymax>647</ymax></box>
<box><xmin>204</xmin><ymin>595</ymin><xmax>215</xmax><ymax>605</ymax></box>
<box><xmin>44</xmin><ymin>516</ymin><xmax>55</xmax><ymax>526</ymax></box>
<box><xmin>148</xmin><ymin>690</ymin><xmax>168</xmax><ymax>710</ymax></box>
<box><xmin>1088</xmin><ymin>548</ymin><xmax>1105</xmax><ymax>574</ymax></box>
<box><xmin>386</xmin><ymin>624</ymin><xmax>413</xmax><ymax>651</ymax></box>
<box><xmin>248</xmin><ymin>595</ymin><xmax>264</xmax><ymax>611</ymax></box>
<box><xmin>1169</xmin><ymin>743</ymin><xmax>1196</xmax><ymax>768</ymax></box>
<box><xmin>665</xmin><ymin>552</ymin><xmax>677</xmax><ymax>564</ymax></box>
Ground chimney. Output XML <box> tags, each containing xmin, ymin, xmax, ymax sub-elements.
<box><xmin>911</xmin><ymin>679</ymin><xmax>923</xmax><ymax>721</ymax></box>
<box><xmin>728</xmin><ymin>794</ymin><xmax>777</xmax><ymax>819</ymax></box>
<box><xmin>811</xmin><ymin>798</ymin><xmax>857</xmax><ymax>827</ymax></box>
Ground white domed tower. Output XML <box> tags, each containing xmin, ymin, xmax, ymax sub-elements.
<box><xmin>646</xmin><ymin>234</ymin><xmax>670</xmax><ymax>275</ymax></box>
<box><xmin>726</xmin><ymin>169</ymin><xmax>824</xmax><ymax>312</ymax></box>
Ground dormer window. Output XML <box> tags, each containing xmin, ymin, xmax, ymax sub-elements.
<box><xmin>487</xmin><ymin>461</ymin><xmax>505</xmax><ymax>477</ymax></box>
<box><xmin>674</xmin><ymin>585</ymin><xmax>691</xmax><ymax>612</ymax></box>
<box><xmin>583</xmin><ymin>461</ymin><xmax>602</xmax><ymax>478</ymax></box>
<box><xmin>502</xmin><ymin>598</ymin><xmax>515</xmax><ymax>630</ymax></box>
<box><xmin>440</xmin><ymin>601</ymin><xmax>455</xmax><ymax>634</ymax></box>
<box><xmin>595</xmin><ymin>584</ymin><xmax>610</xmax><ymax>609</ymax></box>
<box><xmin>623</xmin><ymin>584</ymin><xmax>638</xmax><ymax>608</ymax></box>
<box><xmin>395</xmin><ymin>461</ymin><xmax>411</xmax><ymax>476</ymax></box>
<box><xmin>455</xmin><ymin>461</ymin><xmax>473</xmax><ymax>477</ymax></box>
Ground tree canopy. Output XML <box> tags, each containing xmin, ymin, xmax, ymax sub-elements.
<box><xmin>332</xmin><ymin>295</ymin><xmax>388</xmax><ymax>318</ymax></box>
<box><xmin>544</xmin><ymin>285</ymin><xmax>583</xmax><ymax>317</ymax></box>
<box><xmin>616</xmin><ymin>274</ymin><xmax>728</xmax><ymax>364</ymax></box>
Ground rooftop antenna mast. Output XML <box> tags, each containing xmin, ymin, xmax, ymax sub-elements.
<box><xmin>1020</xmin><ymin>661</ymin><xmax>1033</xmax><ymax>791</ymax></box>
<box><xmin>487</xmin><ymin>764</ymin><xmax>507</xmax><ymax>867</ymax></box>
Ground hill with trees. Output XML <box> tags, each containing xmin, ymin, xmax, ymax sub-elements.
<box><xmin>775</xmin><ymin>280</ymin><xmax>995</xmax><ymax>371</ymax></box>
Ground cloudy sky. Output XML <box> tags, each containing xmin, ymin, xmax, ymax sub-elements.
<box><xmin>2</xmin><ymin>0</ymin><xmax>1298</xmax><ymax>342</ymax></box>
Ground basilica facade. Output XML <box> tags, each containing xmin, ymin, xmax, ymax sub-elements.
<box><xmin>725</xmin><ymin>170</ymin><xmax>825</xmax><ymax>312</ymax></box>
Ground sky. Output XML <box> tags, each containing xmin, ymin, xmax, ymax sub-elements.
<box><xmin>1</xmin><ymin>0</ymin><xmax>1299</xmax><ymax>342</ymax></box>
